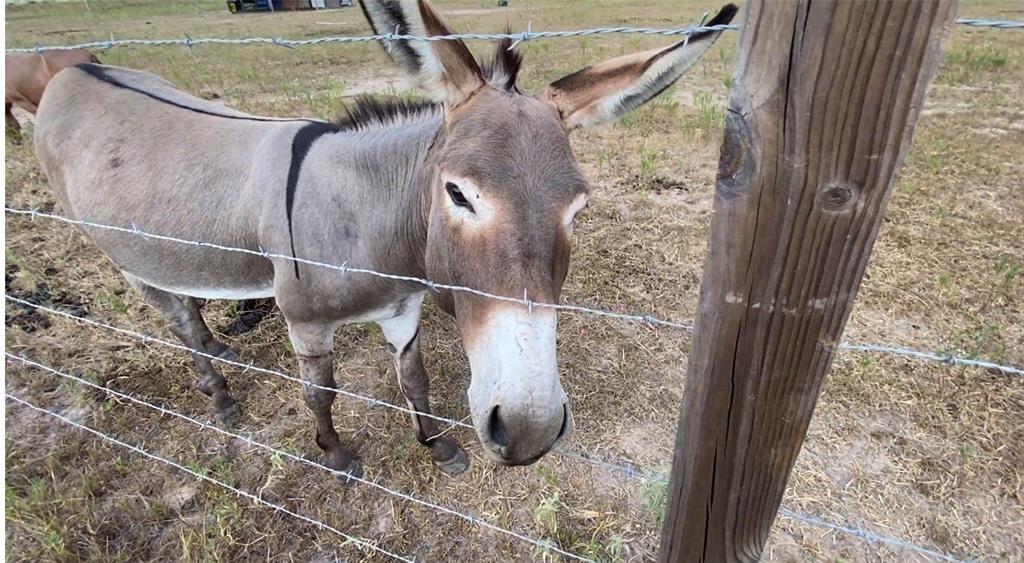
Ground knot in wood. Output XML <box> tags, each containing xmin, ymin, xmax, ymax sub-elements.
<box><xmin>715</xmin><ymin>107</ymin><xmax>757</xmax><ymax>199</ymax></box>
<box><xmin>816</xmin><ymin>182</ymin><xmax>859</xmax><ymax>213</ymax></box>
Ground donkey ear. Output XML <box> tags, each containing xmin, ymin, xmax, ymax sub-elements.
<box><xmin>360</xmin><ymin>0</ymin><xmax>485</xmax><ymax>106</ymax></box>
<box><xmin>541</xmin><ymin>3</ymin><xmax>738</xmax><ymax>129</ymax></box>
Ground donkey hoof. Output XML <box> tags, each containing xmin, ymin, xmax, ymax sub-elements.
<box><xmin>435</xmin><ymin>447</ymin><xmax>470</xmax><ymax>476</ymax></box>
<box><xmin>327</xmin><ymin>453</ymin><xmax>363</xmax><ymax>485</ymax></box>
<box><xmin>213</xmin><ymin>397</ymin><xmax>238</xmax><ymax>424</ymax></box>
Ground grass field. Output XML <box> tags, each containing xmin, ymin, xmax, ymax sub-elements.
<box><xmin>5</xmin><ymin>1</ymin><xmax>1024</xmax><ymax>561</ymax></box>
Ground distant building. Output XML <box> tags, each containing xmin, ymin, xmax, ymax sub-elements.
<box><xmin>226</xmin><ymin>0</ymin><xmax>352</xmax><ymax>12</ymax></box>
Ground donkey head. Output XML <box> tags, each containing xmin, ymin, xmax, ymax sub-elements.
<box><xmin>362</xmin><ymin>0</ymin><xmax>737</xmax><ymax>466</ymax></box>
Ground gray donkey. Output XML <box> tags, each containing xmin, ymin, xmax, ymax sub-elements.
<box><xmin>34</xmin><ymin>0</ymin><xmax>737</xmax><ymax>478</ymax></box>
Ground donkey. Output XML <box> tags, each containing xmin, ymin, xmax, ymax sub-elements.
<box><xmin>6</xmin><ymin>49</ymin><xmax>100</xmax><ymax>136</ymax></box>
<box><xmin>34</xmin><ymin>0</ymin><xmax>737</xmax><ymax>478</ymax></box>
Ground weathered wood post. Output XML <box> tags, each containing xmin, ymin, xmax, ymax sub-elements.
<box><xmin>658</xmin><ymin>1</ymin><xmax>956</xmax><ymax>561</ymax></box>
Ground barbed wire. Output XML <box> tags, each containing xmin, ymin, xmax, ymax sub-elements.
<box><xmin>5</xmin><ymin>18</ymin><xmax>1020</xmax><ymax>54</ymax></box>
<box><xmin>6</xmin><ymin>293</ymin><xmax>474</xmax><ymax>430</ymax></box>
<box><xmin>4</xmin><ymin>352</ymin><xmax>594</xmax><ymax>563</ymax></box>
<box><xmin>4</xmin><ymin>294</ymin><xmax>674</xmax><ymax>484</ymax></box>
<box><xmin>4</xmin><ymin>293</ymin><xmax>661</xmax><ymax>484</ymax></box>
<box><xmin>5</xmin><ymin>351</ymin><xmax>969</xmax><ymax>562</ymax></box>
<box><xmin>3</xmin><ymin>207</ymin><xmax>694</xmax><ymax>330</ymax></box>
<box><xmin>4</xmin><ymin>392</ymin><xmax>414</xmax><ymax>562</ymax></box>
<box><xmin>776</xmin><ymin>509</ymin><xmax>965</xmax><ymax>563</ymax></box>
<box><xmin>7</xmin><ymin>206</ymin><xmax>1022</xmax><ymax>376</ymax></box>
<box><xmin>838</xmin><ymin>343</ymin><xmax>1021</xmax><ymax>376</ymax></box>
<box><xmin>3</xmin><ymin>23</ymin><xmax>738</xmax><ymax>53</ymax></box>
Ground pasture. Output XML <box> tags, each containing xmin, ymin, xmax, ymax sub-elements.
<box><xmin>5</xmin><ymin>0</ymin><xmax>1023</xmax><ymax>561</ymax></box>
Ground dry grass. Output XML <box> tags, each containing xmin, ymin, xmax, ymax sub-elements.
<box><xmin>5</xmin><ymin>1</ymin><xmax>1024</xmax><ymax>561</ymax></box>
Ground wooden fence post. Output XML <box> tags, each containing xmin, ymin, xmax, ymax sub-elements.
<box><xmin>658</xmin><ymin>1</ymin><xmax>957</xmax><ymax>561</ymax></box>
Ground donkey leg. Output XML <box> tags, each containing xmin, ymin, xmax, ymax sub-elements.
<box><xmin>6</xmin><ymin>102</ymin><xmax>21</xmax><ymax>138</ymax></box>
<box><xmin>124</xmin><ymin>275</ymin><xmax>236</xmax><ymax>419</ymax></box>
<box><xmin>378</xmin><ymin>296</ymin><xmax>469</xmax><ymax>476</ymax></box>
<box><xmin>287</xmin><ymin>320</ymin><xmax>362</xmax><ymax>482</ymax></box>
<box><xmin>180</xmin><ymin>297</ymin><xmax>239</xmax><ymax>362</ymax></box>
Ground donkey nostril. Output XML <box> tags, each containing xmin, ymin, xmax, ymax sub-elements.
<box><xmin>556</xmin><ymin>404</ymin><xmax>570</xmax><ymax>442</ymax></box>
<box><xmin>488</xmin><ymin>406</ymin><xmax>510</xmax><ymax>449</ymax></box>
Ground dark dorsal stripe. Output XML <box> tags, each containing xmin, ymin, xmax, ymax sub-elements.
<box><xmin>74</xmin><ymin>63</ymin><xmax>318</xmax><ymax>124</ymax></box>
<box><xmin>285</xmin><ymin>121</ymin><xmax>340</xmax><ymax>279</ymax></box>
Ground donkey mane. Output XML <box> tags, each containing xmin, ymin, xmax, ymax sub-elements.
<box><xmin>333</xmin><ymin>95</ymin><xmax>440</xmax><ymax>132</ymax></box>
<box><xmin>333</xmin><ymin>40</ymin><xmax>523</xmax><ymax>133</ymax></box>
<box><xmin>480</xmin><ymin>38</ymin><xmax>523</xmax><ymax>92</ymax></box>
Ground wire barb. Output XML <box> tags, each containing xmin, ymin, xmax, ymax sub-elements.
<box><xmin>384</xmin><ymin>24</ymin><xmax>400</xmax><ymax>54</ymax></box>
<box><xmin>272</xmin><ymin>37</ymin><xmax>296</xmax><ymax>50</ymax></box>
<box><xmin>508</xmin><ymin>21</ymin><xmax>532</xmax><ymax>51</ymax></box>
<box><xmin>129</xmin><ymin>220</ymin><xmax>149</xmax><ymax>240</ymax></box>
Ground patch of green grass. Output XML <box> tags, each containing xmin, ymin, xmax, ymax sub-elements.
<box><xmin>6</xmin><ymin>477</ymin><xmax>75</xmax><ymax>560</ymax></box>
<box><xmin>42</xmin><ymin>525</ymin><xmax>70</xmax><ymax>557</ymax></box>
<box><xmin>6</xmin><ymin>247</ymin><xmax>40</xmax><ymax>286</ymax></box>
<box><xmin>606</xmin><ymin>534</ymin><xmax>631</xmax><ymax>560</ymax></box>
<box><xmin>535</xmin><ymin>465</ymin><xmax>560</xmax><ymax>488</ymax></box>
<box><xmin>940</xmin><ymin>43</ymin><xmax>1009</xmax><ymax>84</ymax></box>
<box><xmin>994</xmin><ymin>254</ymin><xmax>1021</xmax><ymax>288</ymax></box>
<box><xmin>637</xmin><ymin>145</ymin><xmax>661</xmax><ymax>185</ymax></box>
<box><xmin>958</xmin><ymin>323</ymin><xmax>1005</xmax><ymax>362</ymax></box>
<box><xmin>682</xmin><ymin>92</ymin><xmax>723</xmax><ymax>137</ymax></box>
<box><xmin>569</xmin><ymin>530</ymin><xmax>633</xmax><ymax>562</ymax></box>
<box><xmin>575</xmin><ymin>537</ymin><xmax>605</xmax><ymax>561</ymax></box>
<box><xmin>911</xmin><ymin>137</ymin><xmax>946</xmax><ymax>175</ymax></box>
<box><xmin>106</xmin><ymin>291</ymin><xmax>129</xmax><ymax>314</ymax></box>
<box><xmin>642</xmin><ymin>477</ymin><xmax>667</xmax><ymax>526</ymax></box>
<box><xmin>959</xmin><ymin>442</ymin><xmax>975</xmax><ymax>464</ymax></box>
<box><xmin>533</xmin><ymin>490</ymin><xmax>561</xmax><ymax>536</ymax></box>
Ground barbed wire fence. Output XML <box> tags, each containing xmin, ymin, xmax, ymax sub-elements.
<box><xmin>3</xmin><ymin>349</ymin><xmax>967</xmax><ymax>563</ymax></box>
<box><xmin>4</xmin><ymin>18</ymin><xmax>1022</xmax><ymax>54</ymax></box>
<box><xmin>4</xmin><ymin>12</ymin><xmax>1022</xmax><ymax>563</ymax></box>
<box><xmin>6</xmin><ymin>207</ymin><xmax>1022</xmax><ymax>377</ymax></box>
<box><xmin>2</xmin><ymin>204</ymin><xmax>1008</xmax><ymax>563</ymax></box>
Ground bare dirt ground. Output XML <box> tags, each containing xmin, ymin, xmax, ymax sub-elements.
<box><xmin>5</xmin><ymin>1</ymin><xmax>1023</xmax><ymax>562</ymax></box>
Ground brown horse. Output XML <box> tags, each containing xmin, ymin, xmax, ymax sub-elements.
<box><xmin>6</xmin><ymin>49</ymin><xmax>100</xmax><ymax>135</ymax></box>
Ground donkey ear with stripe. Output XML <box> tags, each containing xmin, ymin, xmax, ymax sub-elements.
<box><xmin>541</xmin><ymin>3</ymin><xmax>739</xmax><ymax>129</ymax></box>
<box><xmin>360</xmin><ymin>0</ymin><xmax>485</xmax><ymax>106</ymax></box>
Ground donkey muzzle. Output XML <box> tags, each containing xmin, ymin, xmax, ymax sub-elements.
<box><xmin>462</xmin><ymin>304</ymin><xmax>571</xmax><ymax>466</ymax></box>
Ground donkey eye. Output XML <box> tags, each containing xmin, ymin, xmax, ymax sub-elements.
<box><xmin>445</xmin><ymin>182</ymin><xmax>474</xmax><ymax>212</ymax></box>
